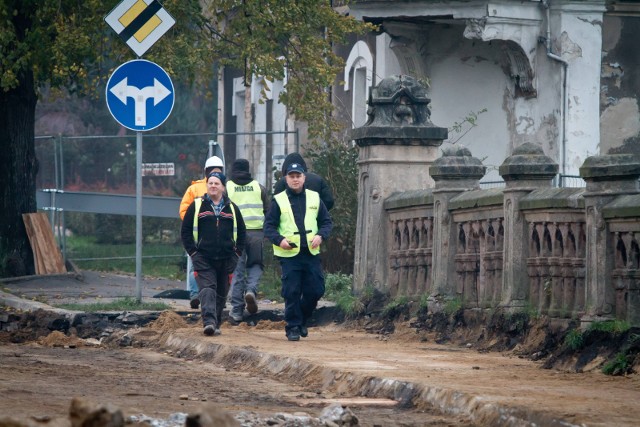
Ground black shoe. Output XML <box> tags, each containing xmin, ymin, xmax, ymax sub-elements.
<box><xmin>190</xmin><ymin>298</ymin><xmax>200</xmax><ymax>309</ymax></box>
<box><xmin>286</xmin><ymin>327</ymin><xmax>301</xmax><ymax>341</ymax></box>
<box><xmin>244</xmin><ymin>292</ymin><xmax>258</xmax><ymax>314</ymax></box>
<box><xmin>300</xmin><ymin>325</ymin><xmax>308</xmax><ymax>338</ymax></box>
<box><xmin>203</xmin><ymin>325</ymin><xmax>215</xmax><ymax>336</ymax></box>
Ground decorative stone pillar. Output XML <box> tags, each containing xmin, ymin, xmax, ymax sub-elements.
<box><xmin>579</xmin><ymin>154</ymin><xmax>640</xmax><ymax>323</ymax></box>
<box><xmin>499</xmin><ymin>143</ymin><xmax>558</xmax><ymax>309</ymax></box>
<box><xmin>430</xmin><ymin>147</ymin><xmax>485</xmax><ymax>298</ymax></box>
<box><xmin>350</xmin><ymin>75</ymin><xmax>447</xmax><ymax>293</ymax></box>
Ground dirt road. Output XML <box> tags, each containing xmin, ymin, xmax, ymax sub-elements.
<box><xmin>1</xmin><ymin>271</ymin><xmax>639</xmax><ymax>427</ymax></box>
<box><xmin>2</xmin><ymin>312</ymin><xmax>638</xmax><ymax>427</ymax></box>
<box><xmin>0</xmin><ymin>327</ymin><xmax>471</xmax><ymax>427</ymax></box>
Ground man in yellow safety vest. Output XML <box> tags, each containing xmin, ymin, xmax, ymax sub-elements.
<box><xmin>263</xmin><ymin>162</ymin><xmax>332</xmax><ymax>341</ymax></box>
<box><xmin>226</xmin><ymin>159</ymin><xmax>269</xmax><ymax>322</ymax></box>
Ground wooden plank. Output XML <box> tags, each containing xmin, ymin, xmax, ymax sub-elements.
<box><xmin>22</xmin><ymin>213</ymin><xmax>66</xmax><ymax>275</ymax></box>
<box><xmin>31</xmin><ymin>213</ymin><xmax>65</xmax><ymax>274</ymax></box>
<box><xmin>22</xmin><ymin>214</ymin><xmax>46</xmax><ymax>274</ymax></box>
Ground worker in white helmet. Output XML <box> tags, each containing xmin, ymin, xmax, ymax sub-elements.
<box><xmin>179</xmin><ymin>155</ymin><xmax>224</xmax><ymax>308</ymax></box>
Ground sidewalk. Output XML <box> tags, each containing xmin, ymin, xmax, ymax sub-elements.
<box><xmin>1</xmin><ymin>271</ymin><xmax>638</xmax><ymax>427</ymax></box>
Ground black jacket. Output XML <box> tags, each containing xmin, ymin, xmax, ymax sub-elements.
<box><xmin>273</xmin><ymin>153</ymin><xmax>334</xmax><ymax>210</ymax></box>
<box><xmin>181</xmin><ymin>194</ymin><xmax>246</xmax><ymax>263</ymax></box>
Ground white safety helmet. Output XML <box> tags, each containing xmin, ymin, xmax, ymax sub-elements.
<box><xmin>204</xmin><ymin>156</ymin><xmax>224</xmax><ymax>173</ymax></box>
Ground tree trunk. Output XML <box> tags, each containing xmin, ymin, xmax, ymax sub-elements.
<box><xmin>244</xmin><ymin>84</ymin><xmax>255</xmax><ymax>173</ymax></box>
<box><xmin>0</xmin><ymin>68</ymin><xmax>38</xmax><ymax>277</ymax></box>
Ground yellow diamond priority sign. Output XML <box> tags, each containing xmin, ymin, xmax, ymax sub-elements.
<box><xmin>105</xmin><ymin>0</ymin><xmax>175</xmax><ymax>57</ymax></box>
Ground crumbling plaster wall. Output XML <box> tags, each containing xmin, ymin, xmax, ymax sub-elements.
<box><xmin>348</xmin><ymin>1</ymin><xmax>606</xmax><ymax>179</ymax></box>
<box><xmin>600</xmin><ymin>15</ymin><xmax>640</xmax><ymax>155</ymax></box>
<box><xmin>424</xmin><ymin>25</ymin><xmax>511</xmax><ymax>182</ymax></box>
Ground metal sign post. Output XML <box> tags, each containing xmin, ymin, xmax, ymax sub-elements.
<box><xmin>104</xmin><ymin>0</ymin><xmax>175</xmax><ymax>302</ymax></box>
<box><xmin>136</xmin><ymin>131</ymin><xmax>143</xmax><ymax>301</ymax></box>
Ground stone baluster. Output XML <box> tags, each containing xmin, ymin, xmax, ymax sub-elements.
<box><xmin>499</xmin><ymin>143</ymin><xmax>558</xmax><ymax>309</ymax></box>
<box><xmin>580</xmin><ymin>153</ymin><xmax>640</xmax><ymax>324</ymax></box>
<box><xmin>430</xmin><ymin>147</ymin><xmax>486</xmax><ymax>299</ymax></box>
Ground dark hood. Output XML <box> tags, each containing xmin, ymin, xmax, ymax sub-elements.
<box><xmin>230</xmin><ymin>159</ymin><xmax>254</xmax><ymax>185</ymax></box>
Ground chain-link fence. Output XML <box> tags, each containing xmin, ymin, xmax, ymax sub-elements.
<box><xmin>35</xmin><ymin>131</ymin><xmax>297</xmax><ymax>278</ymax></box>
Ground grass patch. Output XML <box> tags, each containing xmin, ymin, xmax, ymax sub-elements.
<box><xmin>602</xmin><ymin>352</ymin><xmax>631</xmax><ymax>376</ymax></box>
<box><xmin>55</xmin><ymin>297</ymin><xmax>171</xmax><ymax>312</ymax></box>
<box><xmin>588</xmin><ymin>320</ymin><xmax>630</xmax><ymax>336</ymax></box>
<box><xmin>444</xmin><ymin>297</ymin><xmax>462</xmax><ymax>316</ymax></box>
<box><xmin>415</xmin><ymin>293</ymin><xmax>430</xmax><ymax>313</ymax></box>
<box><xmin>66</xmin><ymin>236</ymin><xmax>185</xmax><ymax>280</ymax></box>
<box><xmin>564</xmin><ymin>329</ymin><xmax>584</xmax><ymax>351</ymax></box>
<box><xmin>323</xmin><ymin>273</ymin><xmax>361</xmax><ymax>316</ymax></box>
<box><xmin>324</xmin><ymin>273</ymin><xmax>353</xmax><ymax>301</ymax></box>
<box><xmin>382</xmin><ymin>295</ymin><xmax>409</xmax><ymax>317</ymax></box>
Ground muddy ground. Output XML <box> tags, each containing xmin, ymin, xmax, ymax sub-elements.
<box><xmin>0</xmin><ymin>310</ymin><xmax>473</xmax><ymax>427</ymax></box>
<box><xmin>1</xmin><ymin>292</ymin><xmax>640</xmax><ymax>426</ymax></box>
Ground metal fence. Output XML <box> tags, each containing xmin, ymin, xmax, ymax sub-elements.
<box><xmin>35</xmin><ymin>131</ymin><xmax>298</xmax><ymax>275</ymax></box>
<box><xmin>479</xmin><ymin>174</ymin><xmax>586</xmax><ymax>189</ymax></box>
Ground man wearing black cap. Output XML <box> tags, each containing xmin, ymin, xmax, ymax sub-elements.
<box><xmin>273</xmin><ymin>152</ymin><xmax>334</xmax><ymax>211</ymax></box>
<box><xmin>226</xmin><ymin>159</ymin><xmax>269</xmax><ymax>322</ymax></box>
<box><xmin>264</xmin><ymin>162</ymin><xmax>333</xmax><ymax>341</ymax></box>
<box><xmin>181</xmin><ymin>172</ymin><xmax>246</xmax><ymax>336</ymax></box>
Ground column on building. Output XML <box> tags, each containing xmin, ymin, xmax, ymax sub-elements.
<box><xmin>499</xmin><ymin>143</ymin><xmax>558</xmax><ymax>309</ymax></box>
<box><xmin>579</xmin><ymin>153</ymin><xmax>640</xmax><ymax>324</ymax></box>
<box><xmin>429</xmin><ymin>147</ymin><xmax>486</xmax><ymax>299</ymax></box>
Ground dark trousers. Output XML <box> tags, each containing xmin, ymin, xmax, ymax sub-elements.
<box><xmin>279</xmin><ymin>252</ymin><xmax>325</xmax><ymax>332</ymax></box>
<box><xmin>194</xmin><ymin>259</ymin><xmax>230</xmax><ymax>328</ymax></box>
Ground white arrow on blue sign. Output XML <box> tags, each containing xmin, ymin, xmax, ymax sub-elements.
<box><xmin>106</xmin><ymin>59</ymin><xmax>174</xmax><ymax>131</ymax></box>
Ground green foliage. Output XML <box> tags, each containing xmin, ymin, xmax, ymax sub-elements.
<box><xmin>206</xmin><ymin>0</ymin><xmax>375</xmax><ymax>139</ymax></box>
<box><xmin>446</xmin><ymin>108</ymin><xmax>488</xmax><ymax>145</ymax></box>
<box><xmin>602</xmin><ymin>352</ymin><xmax>632</xmax><ymax>376</ymax></box>
<box><xmin>418</xmin><ymin>293</ymin><xmax>430</xmax><ymax>311</ymax></box>
<box><xmin>56</xmin><ymin>297</ymin><xmax>171</xmax><ymax>312</ymax></box>
<box><xmin>382</xmin><ymin>295</ymin><xmax>409</xmax><ymax>317</ymax></box>
<box><xmin>522</xmin><ymin>302</ymin><xmax>540</xmax><ymax>320</ymax></box>
<box><xmin>305</xmin><ymin>137</ymin><xmax>359</xmax><ymax>273</ymax></box>
<box><xmin>322</xmin><ymin>272</ymin><xmax>362</xmax><ymax>317</ymax></box>
<box><xmin>335</xmin><ymin>293</ymin><xmax>363</xmax><ymax>318</ymax></box>
<box><xmin>588</xmin><ymin>320</ymin><xmax>630</xmax><ymax>336</ymax></box>
<box><xmin>1</xmin><ymin>0</ymin><xmax>374</xmax><ymax>277</ymax></box>
<box><xmin>324</xmin><ymin>273</ymin><xmax>353</xmax><ymax>301</ymax></box>
<box><xmin>66</xmin><ymin>235</ymin><xmax>184</xmax><ymax>280</ymax></box>
<box><xmin>444</xmin><ymin>297</ymin><xmax>462</xmax><ymax>316</ymax></box>
<box><xmin>564</xmin><ymin>329</ymin><xmax>584</xmax><ymax>351</ymax></box>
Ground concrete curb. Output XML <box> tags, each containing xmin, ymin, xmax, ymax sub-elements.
<box><xmin>0</xmin><ymin>289</ymin><xmax>82</xmax><ymax>318</ymax></box>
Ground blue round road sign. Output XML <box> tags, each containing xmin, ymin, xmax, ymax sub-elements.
<box><xmin>106</xmin><ymin>59</ymin><xmax>175</xmax><ymax>131</ymax></box>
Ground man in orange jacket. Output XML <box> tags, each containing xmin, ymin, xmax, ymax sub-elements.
<box><xmin>179</xmin><ymin>155</ymin><xmax>224</xmax><ymax>308</ymax></box>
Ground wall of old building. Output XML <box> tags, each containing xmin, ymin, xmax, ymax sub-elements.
<box><xmin>347</xmin><ymin>1</ymin><xmax>607</xmax><ymax>180</ymax></box>
<box><xmin>600</xmin><ymin>15</ymin><xmax>640</xmax><ymax>155</ymax></box>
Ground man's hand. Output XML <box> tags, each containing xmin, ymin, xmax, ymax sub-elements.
<box><xmin>279</xmin><ymin>239</ymin><xmax>294</xmax><ymax>250</ymax></box>
<box><xmin>310</xmin><ymin>235</ymin><xmax>322</xmax><ymax>249</ymax></box>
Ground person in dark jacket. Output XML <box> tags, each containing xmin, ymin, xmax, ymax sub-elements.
<box><xmin>226</xmin><ymin>159</ymin><xmax>269</xmax><ymax>322</ymax></box>
<box><xmin>264</xmin><ymin>162</ymin><xmax>333</xmax><ymax>341</ymax></box>
<box><xmin>273</xmin><ymin>152</ymin><xmax>334</xmax><ymax>210</ymax></box>
<box><xmin>181</xmin><ymin>172</ymin><xmax>246</xmax><ymax>336</ymax></box>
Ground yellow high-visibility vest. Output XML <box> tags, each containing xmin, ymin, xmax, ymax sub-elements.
<box><xmin>192</xmin><ymin>197</ymin><xmax>238</xmax><ymax>243</ymax></box>
<box><xmin>272</xmin><ymin>190</ymin><xmax>320</xmax><ymax>257</ymax></box>
<box><xmin>227</xmin><ymin>179</ymin><xmax>264</xmax><ymax>230</ymax></box>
